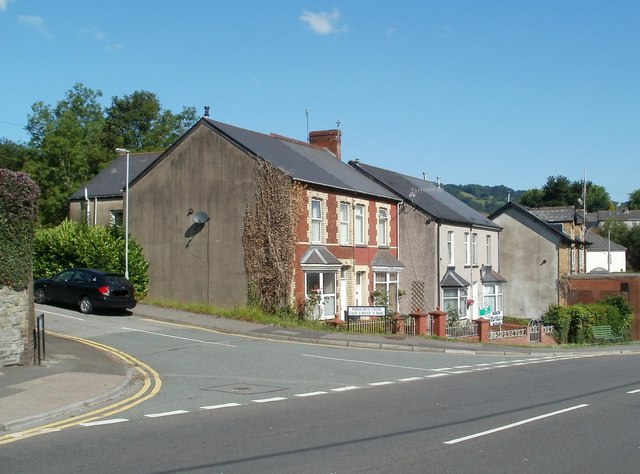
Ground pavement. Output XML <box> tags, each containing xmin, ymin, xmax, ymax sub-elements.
<box><xmin>2</xmin><ymin>303</ymin><xmax>639</xmax><ymax>433</ymax></box>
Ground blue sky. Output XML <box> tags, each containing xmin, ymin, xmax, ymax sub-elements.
<box><xmin>1</xmin><ymin>1</ymin><xmax>638</xmax><ymax>202</ymax></box>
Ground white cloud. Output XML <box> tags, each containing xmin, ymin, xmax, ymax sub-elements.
<box><xmin>80</xmin><ymin>27</ymin><xmax>106</xmax><ymax>41</ymax></box>
<box><xmin>19</xmin><ymin>15</ymin><xmax>53</xmax><ymax>38</ymax></box>
<box><xmin>0</xmin><ymin>0</ymin><xmax>9</xmax><ymax>12</ymax></box>
<box><xmin>300</xmin><ymin>8</ymin><xmax>347</xmax><ymax>35</ymax></box>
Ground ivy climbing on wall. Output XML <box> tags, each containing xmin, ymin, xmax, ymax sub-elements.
<box><xmin>243</xmin><ymin>158</ymin><xmax>305</xmax><ymax>314</ymax></box>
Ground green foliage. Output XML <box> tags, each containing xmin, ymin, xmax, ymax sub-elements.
<box><xmin>33</xmin><ymin>220</ymin><xmax>149</xmax><ymax>298</ymax></box>
<box><xmin>0</xmin><ymin>170</ymin><xmax>40</xmax><ymax>290</ymax></box>
<box><xmin>628</xmin><ymin>188</ymin><xmax>640</xmax><ymax>210</ymax></box>
<box><xmin>443</xmin><ymin>184</ymin><xmax>523</xmax><ymax>214</ymax></box>
<box><xmin>24</xmin><ymin>84</ymin><xmax>111</xmax><ymax>225</ymax></box>
<box><xmin>17</xmin><ymin>83</ymin><xmax>197</xmax><ymax>226</ymax></box>
<box><xmin>518</xmin><ymin>175</ymin><xmax>611</xmax><ymax>212</ymax></box>
<box><xmin>0</xmin><ymin>139</ymin><xmax>33</xmax><ymax>171</ymax></box>
<box><xmin>103</xmin><ymin>90</ymin><xmax>197</xmax><ymax>151</ymax></box>
<box><xmin>543</xmin><ymin>295</ymin><xmax>633</xmax><ymax>344</ymax></box>
<box><xmin>599</xmin><ymin>220</ymin><xmax>640</xmax><ymax>271</ymax></box>
<box><xmin>543</xmin><ymin>305</ymin><xmax>572</xmax><ymax>343</ymax></box>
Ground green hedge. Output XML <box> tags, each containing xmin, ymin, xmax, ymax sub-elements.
<box><xmin>33</xmin><ymin>220</ymin><xmax>149</xmax><ymax>298</ymax></box>
<box><xmin>0</xmin><ymin>169</ymin><xmax>40</xmax><ymax>290</ymax></box>
<box><xmin>544</xmin><ymin>295</ymin><xmax>633</xmax><ymax>344</ymax></box>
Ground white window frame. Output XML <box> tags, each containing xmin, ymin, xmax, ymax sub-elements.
<box><xmin>443</xmin><ymin>287</ymin><xmax>468</xmax><ymax>317</ymax></box>
<box><xmin>374</xmin><ymin>271</ymin><xmax>399</xmax><ymax>313</ymax></box>
<box><xmin>377</xmin><ymin>207</ymin><xmax>389</xmax><ymax>247</ymax></box>
<box><xmin>486</xmin><ymin>235</ymin><xmax>492</xmax><ymax>266</ymax></box>
<box><xmin>447</xmin><ymin>231</ymin><xmax>454</xmax><ymax>266</ymax></box>
<box><xmin>305</xmin><ymin>271</ymin><xmax>337</xmax><ymax>320</ymax></box>
<box><xmin>355</xmin><ymin>204</ymin><xmax>365</xmax><ymax>245</ymax></box>
<box><xmin>471</xmin><ymin>233</ymin><xmax>478</xmax><ymax>265</ymax></box>
<box><xmin>482</xmin><ymin>283</ymin><xmax>503</xmax><ymax>313</ymax></box>
<box><xmin>311</xmin><ymin>198</ymin><xmax>322</xmax><ymax>243</ymax></box>
<box><xmin>464</xmin><ymin>232</ymin><xmax>470</xmax><ymax>265</ymax></box>
<box><xmin>339</xmin><ymin>202</ymin><xmax>349</xmax><ymax>245</ymax></box>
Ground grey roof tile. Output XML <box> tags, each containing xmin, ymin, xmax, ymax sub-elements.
<box><xmin>349</xmin><ymin>161</ymin><xmax>500</xmax><ymax>229</ymax></box>
<box><xmin>207</xmin><ymin>119</ymin><xmax>398</xmax><ymax>200</ymax></box>
<box><xmin>69</xmin><ymin>152</ymin><xmax>162</xmax><ymax>200</ymax></box>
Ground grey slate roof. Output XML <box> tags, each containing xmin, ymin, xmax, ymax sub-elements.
<box><xmin>586</xmin><ymin>232</ymin><xmax>626</xmax><ymax>252</ymax></box>
<box><xmin>488</xmin><ymin>202</ymin><xmax>575</xmax><ymax>243</ymax></box>
<box><xmin>348</xmin><ymin>161</ymin><xmax>500</xmax><ymax>229</ymax></box>
<box><xmin>440</xmin><ymin>268</ymin><xmax>471</xmax><ymax>288</ymax></box>
<box><xmin>587</xmin><ymin>209</ymin><xmax>640</xmax><ymax>225</ymax></box>
<box><xmin>205</xmin><ymin>119</ymin><xmax>398</xmax><ymax>201</ymax></box>
<box><xmin>528</xmin><ymin>206</ymin><xmax>577</xmax><ymax>223</ymax></box>
<box><xmin>300</xmin><ymin>246</ymin><xmax>343</xmax><ymax>266</ymax></box>
<box><xmin>371</xmin><ymin>249</ymin><xmax>404</xmax><ymax>271</ymax></box>
<box><xmin>480</xmin><ymin>265</ymin><xmax>507</xmax><ymax>283</ymax></box>
<box><xmin>69</xmin><ymin>152</ymin><xmax>162</xmax><ymax>200</ymax></box>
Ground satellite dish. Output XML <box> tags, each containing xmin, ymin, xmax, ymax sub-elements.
<box><xmin>193</xmin><ymin>211</ymin><xmax>209</xmax><ymax>224</ymax></box>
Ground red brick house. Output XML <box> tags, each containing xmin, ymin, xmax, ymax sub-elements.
<box><xmin>126</xmin><ymin>115</ymin><xmax>402</xmax><ymax>318</ymax></box>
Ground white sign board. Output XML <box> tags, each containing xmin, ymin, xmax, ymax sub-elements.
<box><xmin>347</xmin><ymin>306</ymin><xmax>386</xmax><ymax>318</ymax></box>
<box><xmin>490</xmin><ymin>311</ymin><xmax>504</xmax><ymax>326</ymax></box>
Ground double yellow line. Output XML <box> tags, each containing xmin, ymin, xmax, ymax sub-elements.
<box><xmin>0</xmin><ymin>332</ymin><xmax>161</xmax><ymax>445</ymax></box>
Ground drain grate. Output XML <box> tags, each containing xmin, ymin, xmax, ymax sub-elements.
<box><xmin>202</xmin><ymin>384</ymin><xmax>286</xmax><ymax>395</ymax></box>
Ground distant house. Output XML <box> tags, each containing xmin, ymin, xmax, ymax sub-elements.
<box><xmin>585</xmin><ymin>231</ymin><xmax>626</xmax><ymax>273</ymax></box>
<box><xmin>586</xmin><ymin>209</ymin><xmax>640</xmax><ymax>229</ymax></box>
<box><xmin>69</xmin><ymin>152</ymin><xmax>162</xmax><ymax>227</ymax></box>
<box><xmin>125</xmin><ymin>117</ymin><xmax>402</xmax><ymax>317</ymax></box>
<box><xmin>489</xmin><ymin>203</ymin><xmax>587</xmax><ymax>317</ymax></box>
<box><xmin>350</xmin><ymin>162</ymin><xmax>504</xmax><ymax>319</ymax></box>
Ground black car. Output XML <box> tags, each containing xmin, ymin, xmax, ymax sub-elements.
<box><xmin>34</xmin><ymin>268</ymin><xmax>137</xmax><ymax>314</ymax></box>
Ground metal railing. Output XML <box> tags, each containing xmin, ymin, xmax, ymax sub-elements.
<box><xmin>33</xmin><ymin>313</ymin><xmax>45</xmax><ymax>365</ymax></box>
<box><xmin>446</xmin><ymin>320</ymin><xmax>478</xmax><ymax>338</ymax></box>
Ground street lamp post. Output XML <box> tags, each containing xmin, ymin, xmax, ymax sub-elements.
<box><xmin>115</xmin><ymin>148</ymin><xmax>131</xmax><ymax>279</ymax></box>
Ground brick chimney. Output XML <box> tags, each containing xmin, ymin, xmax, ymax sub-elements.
<box><xmin>309</xmin><ymin>129</ymin><xmax>342</xmax><ymax>160</ymax></box>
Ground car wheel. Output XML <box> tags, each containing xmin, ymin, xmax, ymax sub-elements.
<box><xmin>35</xmin><ymin>287</ymin><xmax>47</xmax><ymax>304</ymax></box>
<box><xmin>79</xmin><ymin>296</ymin><xmax>94</xmax><ymax>314</ymax></box>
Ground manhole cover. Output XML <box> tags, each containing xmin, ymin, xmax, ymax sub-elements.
<box><xmin>202</xmin><ymin>384</ymin><xmax>286</xmax><ymax>395</ymax></box>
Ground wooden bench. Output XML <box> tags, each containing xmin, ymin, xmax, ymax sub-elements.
<box><xmin>592</xmin><ymin>325</ymin><xmax>623</xmax><ymax>343</ymax></box>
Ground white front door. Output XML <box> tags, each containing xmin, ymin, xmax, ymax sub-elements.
<box><xmin>340</xmin><ymin>269</ymin><xmax>347</xmax><ymax>319</ymax></box>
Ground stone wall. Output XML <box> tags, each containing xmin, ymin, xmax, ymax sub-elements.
<box><xmin>0</xmin><ymin>286</ymin><xmax>31</xmax><ymax>366</ymax></box>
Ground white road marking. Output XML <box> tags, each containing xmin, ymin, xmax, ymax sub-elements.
<box><xmin>426</xmin><ymin>373</ymin><xmax>449</xmax><ymax>378</ymax></box>
<box><xmin>444</xmin><ymin>404</ymin><xmax>589</xmax><ymax>445</ymax></box>
<box><xmin>331</xmin><ymin>386</ymin><xmax>360</xmax><ymax>392</ymax></box>
<box><xmin>201</xmin><ymin>403</ymin><xmax>243</xmax><ymax>410</ymax></box>
<box><xmin>627</xmin><ymin>388</ymin><xmax>640</xmax><ymax>394</ymax></box>
<box><xmin>252</xmin><ymin>397</ymin><xmax>287</xmax><ymax>403</ymax></box>
<box><xmin>122</xmin><ymin>327</ymin><xmax>236</xmax><ymax>347</ymax></box>
<box><xmin>302</xmin><ymin>354</ymin><xmax>442</xmax><ymax>372</ymax></box>
<box><xmin>145</xmin><ymin>410</ymin><xmax>189</xmax><ymax>418</ymax></box>
<box><xmin>80</xmin><ymin>419</ymin><xmax>129</xmax><ymax>427</ymax></box>
<box><xmin>398</xmin><ymin>377</ymin><xmax>423</xmax><ymax>382</ymax></box>
<box><xmin>37</xmin><ymin>309</ymin><xmax>84</xmax><ymax>321</ymax></box>
<box><xmin>369</xmin><ymin>381</ymin><xmax>395</xmax><ymax>386</ymax></box>
<box><xmin>294</xmin><ymin>391</ymin><xmax>328</xmax><ymax>397</ymax></box>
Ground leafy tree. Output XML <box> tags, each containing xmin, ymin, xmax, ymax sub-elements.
<box><xmin>518</xmin><ymin>188</ymin><xmax>545</xmax><ymax>208</ymax></box>
<box><xmin>599</xmin><ymin>220</ymin><xmax>640</xmax><ymax>271</ymax></box>
<box><xmin>0</xmin><ymin>139</ymin><xmax>33</xmax><ymax>171</ymax></box>
<box><xmin>626</xmin><ymin>226</ymin><xmax>640</xmax><ymax>271</ymax></box>
<box><xmin>518</xmin><ymin>175</ymin><xmax>611</xmax><ymax>211</ymax></box>
<box><xmin>103</xmin><ymin>91</ymin><xmax>197</xmax><ymax>151</ymax></box>
<box><xmin>628</xmin><ymin>188</ymin><xmax>640</xmax><ymax>210</ymax></box>
<box><xmin>23</xmin><ymin>84</ymin><xmax>111</xmax><ymax>225</ymax></box>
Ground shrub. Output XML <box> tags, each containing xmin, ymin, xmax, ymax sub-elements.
<box><xmin>0</xmin><ymin>169</ymin><xmax>39</xmax><ymax>290</ymax></box>
<box><xmin>33</xmin><ymin>220</ymin><xmax>149</xmax><ymax>298</ymax></box>
<box><xmin>544</xmin><ymin>305</ymin><xmax>572</xmax><ymax>344</ymax></box>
